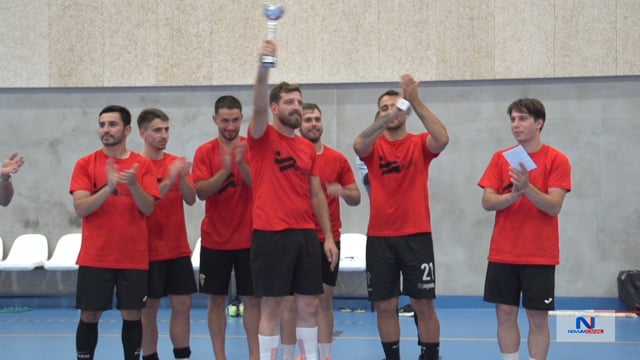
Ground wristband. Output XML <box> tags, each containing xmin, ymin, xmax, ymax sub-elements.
<box><xmin>395</xmin><ymin>98</ymin><xmax>411</xmax><ymax>112</ymax></box>
<box><xmin>0</xmin><ymin>175</ymin><xmax>11</xmax><ymax>182</ymax></box>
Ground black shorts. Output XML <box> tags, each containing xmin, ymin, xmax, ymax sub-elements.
<box><xmin>199</xmin><ymin>246</ymin><xmax>254</xmax><ymax>296</ymax></box>
<box><xmin>483</xmin><ymin>262</ymin><xmax>556</xmax><ymax>311</ymax></box>
<box><xmin>251</xmin><ymin>229</ymin><xmax>323</xmax><ymax>297</ymax></box>
<box><xmin>76</xmin><ymin>266</ymin><xmax>147</xmax><ymax>311</ymax></box>
<box><xmin>322</xmin><ymin>241</ymin><xmax>340</xmax><ymax>287</ymax></box>
<box><xmin>147</xmin><ymin>256</ymin><xmax>197</xmax><ymax>298</ymax></box>
<box><xmin>366</xmin><ymin>233</ymin><xmax>436</xmax><ymax>301</ymax></box>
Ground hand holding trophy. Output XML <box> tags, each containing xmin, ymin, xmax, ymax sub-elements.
<box><xmin>260</xmin><ymin>2</ymin><xmax>285</xmax><ymax>68</ymax></box>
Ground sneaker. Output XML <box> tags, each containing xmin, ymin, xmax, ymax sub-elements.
<box><xmin>338</xmin><ymin>306</ymin><xmax>352</xmax><ymax>312</ymax></box>
<box><xmin>352</xmin><ymin>307</ymin><xmax>366</xmax><ymax>313</ymax></box>
<box><xmin>227</xmin><ymin>303</ymin><xmax>239</xmax><ymax>317</ymax></box>
<box><xmin>238</xmin><ymin>303</ymin><xmax>245</xmax><ymax>316</ymax></box>
<box><xmin>397</xmin><ymin>303</ymin><xmax>414</xmax><ymax>317</ymax></box>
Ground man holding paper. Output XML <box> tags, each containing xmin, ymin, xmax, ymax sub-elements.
<box><xmin>478</xmin><ymin>98</ymin><xmax>572</xmax><ymax>360</ymax></box>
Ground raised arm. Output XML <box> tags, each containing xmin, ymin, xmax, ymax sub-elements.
<box><xmin>353</xmin><ymin>109</ymin><xmax>406</xmax><ymax>158</ymax></box>
<box><xmin>401</xmin><ymin>74</ymin><xmax>449</xmax><ymax>154</ymax></box>
<box><xmin>249</xmin><ymin>40</ymin><xmax>275</xmax><ymax>139</ymax></box>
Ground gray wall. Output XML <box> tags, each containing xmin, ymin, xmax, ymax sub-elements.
<box><xmin>1</xmin><ymin>75</ymin><xmax>639</xmax><ymax>297</ymax></box>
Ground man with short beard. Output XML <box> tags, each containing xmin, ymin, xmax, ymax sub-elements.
<box><xmin>69</xmin><ymin>105</ymin><xmax>160</xmax><ymax>360</ymax></box>
<box><xmin>279</xmin><ymin>103</ymin><xmax>361</xmax><ymax>360</ymax></box>
<box><xmin>192</xmin><ymin>95</ymin><xmax>260</xmax><ymax>360</ymax></box>
<box><xmin>354</xmin><ymin>75</ymin><xmax>450</xmax><ymax>360</ymax></box>
<box><xmin>249</xmin><ymin>39</ymin><xmax>338</xmax><ymax>360</ymax></box>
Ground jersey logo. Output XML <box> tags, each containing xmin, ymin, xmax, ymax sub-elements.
<box><xmin>275</xmin><ymin>150</ymin><xmax>298</xmax><ymax>172</ymax></box>
<box><xmin>379</xmin><ymin>156</ymin><xmax>401</xmax><ymax>175</ymax></box>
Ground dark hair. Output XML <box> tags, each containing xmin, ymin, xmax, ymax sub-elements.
<box><xmin>377</xmin><ymin>89</ymin><xmax>401</xmax><ymax>108</ymax></box>
<box><xmin>507</xmin><ymin>98</ymin><xmax>546</xmax><ymax>130</ymax></box>
<box><xmin>269</xmin><ymin>82</ymin><xmax>302</xmax><ymax>105</ymax></box>
<box><xmin>99</xmin><ymin>105</ymin><xmax>131</xmax><ymax>126</ymax></box>
<box><xmin>136</xmin><ymin>108</ymin><xmax>169</xmax><ymax>129</ymax></box>
<box><xmin>302</xmin><ymin>102</ymin><xmax>321</xmax><ymax>114</ymax></box>
<box><xmin>215</xmin><ymin>95</ymin><xmax>242</xmax><ymax>114</ymax></box>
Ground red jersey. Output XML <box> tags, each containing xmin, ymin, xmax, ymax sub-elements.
<box><xmin>146</xmin><ymin>153</ymin><xmax>194</xmax><ymax>261</ymax></box>
<box><xmin>69</xmin><ymin>150</ymin><xmax>160</xmax><ymax>269</ymax></box>
<box><xmin>478</xmin><ymin>144</ymin><xmax>572</xmax><ymax>265</ymax></box>
<box><xmin>192</xmin><ymin>137</ymin><xmax>253</xmax><ymax>250</ymax></box>
<box><xmin>362</xmin><ymin>132</ymin><xmax>438</xmax><ymax>236</ymax></box>
<box><xmin>315</xmin><ymin>145</ymin><xmax>356</xmax><ymax>242</ymax></box>
<box><xmin>247</xmin><ymin>125</ymin><xmax>319</xmax><ymax>230</ymax></box>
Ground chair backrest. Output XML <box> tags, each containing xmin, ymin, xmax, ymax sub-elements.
<box><xmin>0</xmin><ymin>233</ymin><xmax>49</xmax><ymax>271</ymax></box>
<box><xmin>339</xmin><ymin>233</ymin><xmax>367</xmax><ymax>271</ymax></box>
<box><xmin>191</xmin><ymin>238</ymin><xmax>201</xmax><ymax>271</ymax></box>
<box><xmin>44</xmin><ymin>233</ymin><xmax>81</xmax><ymax>270</ymax></box>
<box><xmin>0</xmin><ymin>236</ymin><xmax>3</xmax><ymax>260</ymax></box>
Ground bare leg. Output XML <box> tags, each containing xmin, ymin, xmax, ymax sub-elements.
<box><xmin>411</xmin><ymin>298</ymin><xmax>440</xmax><ymax>343</ymax></box>
<box><xmin>279</xmin><ymin>295</ymin><xmax>297</xmax><ymax>360</ymax></box>
<box><xmin>374</xmin><ymin>297</ymin><xmax>400</xmax><ymax>342</ymax></box>
<box><xmin>496</xmin><ymin>304</ymin><xmax>521</xmax><ymax>354</ymax></box>
<box><xmin>241</xmin><ymin>295</ymin><xmax>261</xmax><ymax>360</ymax></box>
<box><xmin>169</xmin><ymin>294</ymin><xmax>192</xmax><ymax>350</ymax></box>
<box><xmin>317</xmin><ymin>283</ymin><xmax>335</xmax><ymax>359</ymax></box>
<box><xmin>208</xmin><ymin>294</ymin><xmax>228</xmax><ymax>360</ymax></box>
<box><xmin>526</xmin><ymin>309</ymin><xmax>550</xmax><ymax>360</ymax></box>
<box><xmin>141</xmin><ymin>298</ymin><xmax>161</xmax><ymax>356</ymax></box>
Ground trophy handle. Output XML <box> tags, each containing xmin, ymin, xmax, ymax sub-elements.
<box><xmin>266</xmin><ymin>20</ymin><xmax>278</xmax><ymax>40</ymax></box>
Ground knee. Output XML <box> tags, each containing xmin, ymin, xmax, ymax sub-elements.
<box><xmin>80</xmin><ymin>311</ymin><xmax>101</xmax><ymax>323</ymax></box>
<box><xmin>374</xmin><ymin>298</ymin><xmax>398</xmax><ymax>316</ymax></box>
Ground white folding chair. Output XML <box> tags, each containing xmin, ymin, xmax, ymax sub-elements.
<box><xmin>339</xmin><ymin>233</ymin><xmax>367</xmax><ymax>271</ymax></box>
<box><xmin>191</xmin><ymin>237</ymin><xmax>201</xmax><ymax>272</ymax></box>
<box><xmin>0</xmin><ymin>233</ymin><xmax>48</xmax><ymax>271</ymax></box>
<box><xmin>44</xmin><ymin>233</ymin><xmax>81</xmax><ymax>270</ymax></box>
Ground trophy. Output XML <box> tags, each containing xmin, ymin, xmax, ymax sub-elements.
<box><xmin>261</xmin><ymin>2</ymin><xmax>285</xmax><ymax>68</ymax></box>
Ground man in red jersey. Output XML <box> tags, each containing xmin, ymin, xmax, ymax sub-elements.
<box><xmin>192</xmin><ymin>95</ymin><xmax>260</xmax><ymax>360</ymax></box>
<box><xmin>353</xmin><ymin>74</ymin><xmax>450</xmax><ymax>360</ymax></box>
<box><xmin>0</xmin><ymin>152</ymin><xmax>25</xmax><ymax>206</ymax></box>
<box><xmin>69</xmin><ymin>105</ymin><xmax>160</xmax><ymax>360</ymax></box>
<box><xmin>137</xmin><ymin>108</ymin><xmax>198</xmax><ymax>360</ymax></box>
<box><xmin>249</xmin><ymin>39</ymin><xmax>338</xmax><ymax>360</ymax></box>
<box><xmin>280</xmin><ymin>103</ymin><xmax>361</xmax><ymax>360</ymax></box>
<box><xmin>478</xmin><ymin>98</ymin><xmax>571</xmax><ymax>360</ymax></box>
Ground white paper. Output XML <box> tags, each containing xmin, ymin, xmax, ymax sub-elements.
<box><xmin>502</xmin><ymin>145</ymin><xmax>537</xmax><ymax>171</ymax></box>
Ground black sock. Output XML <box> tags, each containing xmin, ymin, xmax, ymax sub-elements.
<box><xmin>420</xmin><ymin>342</ymin><xmax>440</xmax><ymax>360</ymax></box>
<box><xmin>76</xmin><ymin>320</ymin><xmax>98</xmax><ymax>360</ymax></box>
<box><xmin>381</xmin><ymin>340</ymin><xmax>400</xmax><ymax>360</ymax></box>
<box><xmin>142</xmin><ymin>353</ymin><xmax>159</xmax><ymax>360</ymax></box>
<box><xmin>173</xmin><ymin>347</ymin><xmax>191</xmax><ymax>359</ymax></box>
<box><xmin>122</xmin><ymin>319</ymin><xmax>142</xmax><ymax>360</ymax></box>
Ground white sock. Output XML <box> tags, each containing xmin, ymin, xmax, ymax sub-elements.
<box><xmin>502</xmin><ymin>352</ymin><xmax>519</xmax><ymax>360</ymax></box>
<box><xmin>318</xmin><ymin>342</ymin><xmax>331</xmax><ymax>360</ymax></box>
<box><xmin>529</xmin><ymin>357</ymin><xmax>537</xmax><ymax>360</ymax></box>
<box><xmin>296</xmin><ymin>327</ymin><xmax>318</xmax><ymax>360</ymax></box>
<box><xmin>259</xmin><ymin>334</ymin><xmax>279</xmax><ymax>360</ymax></box>
<box><xmin>282</xmin><ymin>343</ymin><xmax>296</xmax><ymax>360</ymax></box>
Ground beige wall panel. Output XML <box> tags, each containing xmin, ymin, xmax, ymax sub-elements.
<box><xmin>49</xmin><ymin>1</ymin><xmax>104</xmax><ymax>87</ymax></box>
<box><xmin>0</xmin><ymin>1</ymin><xmax>49</xmax><ymax>87</ymax></box>
<box><xmin>157</xmin><ymin>0</ymin><xmax>214</xmax><ymax>86</ymax></box>
<box><xmin>617</xmin><ymin>0</ymin><xmax>640</xmax><ymax>75</ymax></box>
<box><xmin>495</xmin><ymin>0</ymin><xmax>554</xmax><ymax>79</ymax></box>
<box><xmin>103</xmin><ymin>1</ymin><xmax>157</xmax><ymax>87</ymax></box>
<box><xmin>320</xmin><ymin>0</ymin><xmax>380</xmax><ymax>83</ymax></box>
<box><xmin>379</xmin><ymin>1</ymin><xmax>437</xmax><ymax>82</ymax></box>
<box><xmin>555</xmin><ymin>0</ymin><xmax>616</xmax><ymax>77</ymax></box>
<box><xmin>436</xmin><ymin>0</ymin><xmax>495</xmax><ymax>80</ymax></box>
<box><xmin>269</xmin><ymin>0</ymin><xmax>323</xmax><ymax>84</ymax></box>
<box><xmin>210</xmin><ymin>1</ymin><xmax>278</xmax><ymax>85</ymax></box>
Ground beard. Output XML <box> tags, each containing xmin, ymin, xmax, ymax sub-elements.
<box><xmin>220</xmin><ymin>129</ymin><xmax>239</xmax><ymax>141</ymax></box>
<box><xmin>279</xmin><ymin>111</ymin><xmax>302</xmax><ymax>130</ymax></box>
<box><xmin>101</xmin><ymin>134</ymin><xmax>124</xmax><ymax>147</ymax></box>
<box><xmin>301</xmin><ymin>128</ymin><xmax>322</xmax><ymax>143</ymax></box>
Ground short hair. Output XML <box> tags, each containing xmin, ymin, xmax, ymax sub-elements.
<box><xmin>269</xmin><ymin>82</ymin><xmax>302</xmax><ymax>105</ymax></box>
<box><xmin>99</xmin><ymin>105</ymin><xmax>131</xmax><ymax>126</ymax></box>
<box><xmin>377</xmin><ymin>89</ymin><xmax>401</xmax><ymax>108</ymax></box>
<box><xmin>302</xmin><ymin>103</ymin><xmax>321</xmax><ymax>114</ymax></box>
<box><xmin>507</xmin><ymin>98</ymin><xmax>546</xmax><ymax>129</ymax></box>
<box><xmin>136</xmin><ymin>108</ymin><xmax>169</xmax><ymax>129</ymax></box>
<box><xmin>214</xmin><ymin>95</ymin><xmax>242</xmax><ymax>114</ymax></box>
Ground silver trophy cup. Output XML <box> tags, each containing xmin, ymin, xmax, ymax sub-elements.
<box><xmin>261</xmin><ymin>3</ymin><xmax>285</xmax><ymax>68</ymax></box>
